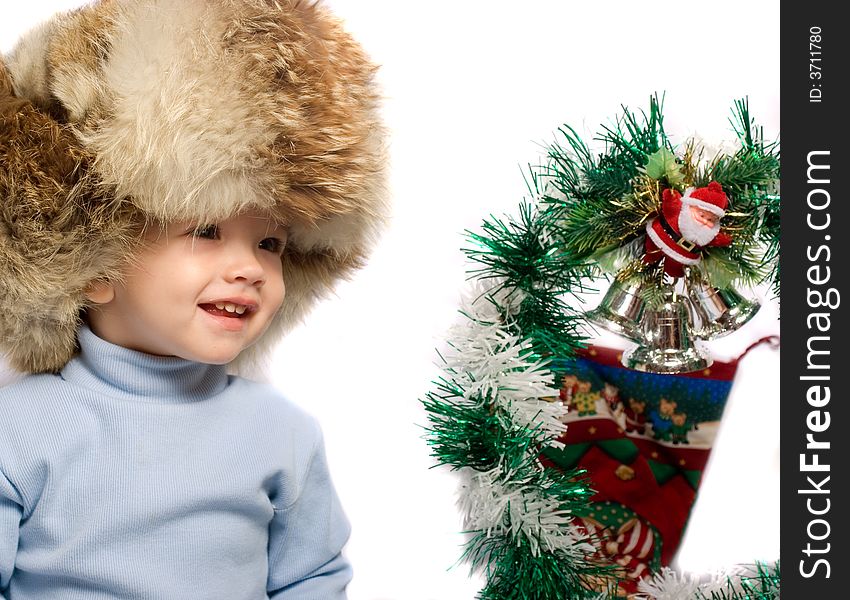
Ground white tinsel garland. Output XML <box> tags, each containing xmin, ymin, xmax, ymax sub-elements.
<box><xmin>438</xmin><ymin>282</ymin><xmax>597</xmax><ymax>565</ymax></box>
<box><xmin>636</xmin><ymin>565</ymin><xmax>781</xmax><ymax>600</ymax></box>
<box><xmin>442</xmin><ymin>282</ymin><xmax>567</xmax><ymax>444</ymax></box>
<box><xmin>458</xmin><ymin>467</ymin><xmax>594</xmax><ymax>559</ymax></box>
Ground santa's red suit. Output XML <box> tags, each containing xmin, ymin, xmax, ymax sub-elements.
<box><xmin>644</xmin><ymin>181</ymin><xmax>732</xmax><ymax>277</ymax></box>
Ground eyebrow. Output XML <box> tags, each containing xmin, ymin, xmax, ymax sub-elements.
<box><xmin>261</xmin><ymin>220</ymin><xmax>288</xmax><ymax>236</ymax></box>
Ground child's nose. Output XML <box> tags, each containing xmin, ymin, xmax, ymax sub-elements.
<box><xmin>224</xmin><ymin>246</ymin><xmax>266</xmax><ymax>285</ymax></box>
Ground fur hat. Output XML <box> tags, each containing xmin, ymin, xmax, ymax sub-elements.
<box><xmin>1</xmin><ymin>0</ymin><xmax>387</xmax><ymax>373</ymax></box>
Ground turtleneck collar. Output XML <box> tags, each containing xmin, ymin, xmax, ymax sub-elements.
<box><xmin>60</xmin><ymin>325</ymin><xmax>230</xmax><ymax>403</ymax></box>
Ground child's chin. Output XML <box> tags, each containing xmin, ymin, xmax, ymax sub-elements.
<box><xmin>182</xmin><ymin>348</ymin><xmax>241</xmax><ymax>365</ymax></box>
<box><xmin>197</xmin><ymin>354</ymin><xmax>239</xmax><ymax>366</ymax></box>
<box><xmin>179</xmin><ymin>336</ymin><xmax>259</xmax><ymax>365</ymax></box>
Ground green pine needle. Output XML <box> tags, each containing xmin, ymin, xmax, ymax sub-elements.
<box><xmin>467</xmin><ymin>531</ymin><xmax>614</xmax><ymax>600</ymax></box>
<box><xmin>422</xmin><ymin>384</ymin><xmax>510</xmax><ymax>472</ymax></box>
<box><xmin>464</xmin><ymin>199</ymin><xmax>591</xmax><ymax>360</ymax></box>
<box><xmin>596</xmin><ymin>93</ymin><xmax>670</xmax><ymax>170</ymax></box>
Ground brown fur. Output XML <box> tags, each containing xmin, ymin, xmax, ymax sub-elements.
<box><xmin>0</xmin><ymin>60</ymin><xmax>143</xmax><ymax>373</ymax></box>
<box><xmin>1</xmin><ymin>0</ymin><xmax>386</xmax><ymax>373</ymax></box>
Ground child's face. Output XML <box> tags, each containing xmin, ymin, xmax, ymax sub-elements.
<box><xmin>86</xmin><ymin>210</ymin><xmax>287</xmax><ymax>364</ymax></box>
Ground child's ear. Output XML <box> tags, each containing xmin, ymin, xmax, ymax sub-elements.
<box><xmin>84</xmin><ymin>280</ymin><xmax>115</xmax><ymax>304</ymax></box>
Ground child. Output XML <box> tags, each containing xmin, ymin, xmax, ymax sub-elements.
<box><xmin>0</xmin><ymin>1</ymin><xmax>386</xmax><ymax>598</ymax></box>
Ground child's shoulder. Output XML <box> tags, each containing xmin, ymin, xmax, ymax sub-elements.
<box><xmin>0</xmin><ymin>372</ymin><xmax>64</xmax><ymax>411</ymax></box>
<box><xmin>0</xmin><ymin>374</ymin><xmax>71</xmax><ymax>438</ymax></box>
<box><xmin>0</xmin><ymin>374</ymin><xmax>68</xmax><ymax>462</ymax></box>
<box><xmin>227</xmin><ymin>376</ymin><xmax>322</xmax><ymax>436</ymax></box>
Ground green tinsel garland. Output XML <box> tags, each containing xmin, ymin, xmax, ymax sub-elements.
<box><xmin>422</xmin><ymin>95</ymin><xmax>780</xmax><ymax>600</ymax></box>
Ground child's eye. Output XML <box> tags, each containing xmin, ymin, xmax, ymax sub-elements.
<box><xmin>259</xmin><ymin>237</ymin><xmax>285</xmax><ymax>254</ymax></box>
<box><xmin>192</xmin><ymin>225</ymin><xmax>219</xmax><ymax>239</ymax></box>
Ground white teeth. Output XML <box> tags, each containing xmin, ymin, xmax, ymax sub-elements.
<box><xmin>209</xmin><ymin>302</ymin><xmax>249</xmax><ymax>314</ymax></box>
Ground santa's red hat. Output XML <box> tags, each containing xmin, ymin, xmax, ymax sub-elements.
<box><xmin>681</xmin><ymin>181</ymin><xmax>728</xmax><ymax>216</ymax></box>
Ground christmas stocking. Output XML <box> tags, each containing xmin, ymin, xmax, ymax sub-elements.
<box><xmin>541</xmin><ymin>338</ymin><xmax>777</xmax><ymax>597</ymax></box>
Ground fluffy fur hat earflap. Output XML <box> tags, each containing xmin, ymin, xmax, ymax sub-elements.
<box><xmin>1</xmin><ymin>0</ymin><xmax>387</xmax><ymax>373</ymax></box>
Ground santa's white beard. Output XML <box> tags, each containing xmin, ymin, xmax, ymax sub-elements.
<box><xmin>678</xmin><ymin>203</ymin><xmax>721</xmax><ymax>246</ymax></box>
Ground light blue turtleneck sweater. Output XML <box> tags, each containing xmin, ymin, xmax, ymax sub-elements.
<box><xmin>0</xmin><ymin>326</ymin><xmax>351</xmax><ymax>599</ymax></box>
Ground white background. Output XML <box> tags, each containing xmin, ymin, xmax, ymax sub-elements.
<box><xmin>2</xmin><ymin>2</ymin><xmax>780</xmax><ymax>599</ymax></box>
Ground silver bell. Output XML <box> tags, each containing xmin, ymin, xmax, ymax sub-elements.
<box><xmin>585</xmin><ymin>278</ymin><xmax>648</xmax><ymax>343</ymax></box>
<box><xmin>688</xmin><ymin>281</ymin><xmax>760</xmax><ymax>340</ymax></box>
<box><xmin>622</xmin><ymin>291</ymin><xmax>712</xmax><ymax>374</ymax></box>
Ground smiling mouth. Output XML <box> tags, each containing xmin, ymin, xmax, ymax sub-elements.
<box><xmin>199</xmin><ymin>303</ymin><xmax>252</xmax><ymax>318</ymax></box>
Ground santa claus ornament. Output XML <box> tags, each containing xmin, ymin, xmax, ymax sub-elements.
<box><xmin>643</xmin><ymin>182</ymin><xmax>732</xmax><ymax>278</ymax></box>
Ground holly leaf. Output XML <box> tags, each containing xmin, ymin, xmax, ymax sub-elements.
<box><xmin>644</xmin><ymin>148</ymin><xmax>685</xmax><ymax>187</ymax></box>
<box><xmin>698</xmin><ymin>250</ymin><xmax>741</xmax><ymax>289</ymax></box>
<box><xmin>591</xmin><ymin>237</ymin><xmax>644</xmax><ymax>275</ymax></box>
